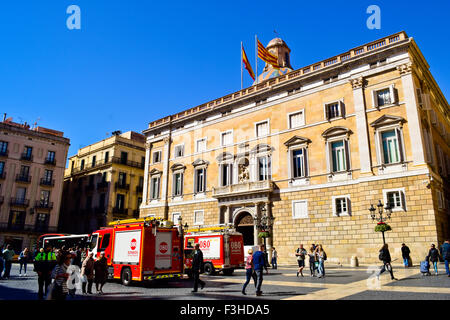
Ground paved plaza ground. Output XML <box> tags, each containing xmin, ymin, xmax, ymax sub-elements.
<box><xmin>0</xmin><ymin>263</ymin><xmax>449</xmax><ymax>301</ymax></box>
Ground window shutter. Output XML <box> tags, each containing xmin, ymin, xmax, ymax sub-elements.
<box><xmin>339</xmin><ymin>101</ymin><xmax>345</xmax><ymax>118</ymax></box>
<box><xmin>303</xmin><ymin>148</ymin><xmax>308</xmax><ymax>177</ymax></box>
<box><xmin>344</xmin><ymin>140</ymin><xmax>350</xmax><ymax>171</ymax></box>
<box><xmin>396</xmin><ymin>128</ymin><xmax>405</xmax><ymax>162</ymax></box>
<box><xmin>389</xmin><ymin>84</ymin><xmax>396</xmax><ymax>104</ymax></box>
<box><xmin>372</xmin><ymin>90</ymin><xmax>378</xmax><ymax>108</ymax></box>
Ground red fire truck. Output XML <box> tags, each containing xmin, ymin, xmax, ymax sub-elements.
<box><xmin>183</xmin><ymin>225</ymin><xmax>245</xmax><ymax>276</ymax></box>
<box><xmin>88</xmin><ymin>217</ymin><xmax>183</xmax><ymax>286</ymax></box>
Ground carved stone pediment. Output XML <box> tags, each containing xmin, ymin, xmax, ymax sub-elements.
<box><xmin>149</xmin><ymin>168</ymin><xmax>162</xmax><ymax>176</ymax></box>
<box><xmin>216</xmin><ymin>152</ymin><xmax>234</xmax><ymax>162</ymax></box>
<box><xmin>284</xmin><ymin>136</ymin><xmax>311</xmax><ymax>147</ymax></box>
<box><xmin>251</xmin><ymin>143</ymin><xmax>273</xmax><ymax>154</ymax></box>
<box><xmin>370</xmin><ymin>115</ymin><xmax>406</xmax><ymax>128</ymax></box>
<box><xmin>170</xmin><ymin>163</ymin><xmax>186</xmax><ymax>171</ymax></box>
<box><xmin>192</xmin><ymin>159</ymin><xmax>209</xmax><ymax>167</ymax></box>
<box><xmin>321</xmin><ymin>126</ymin><xmax>352</xmax><ymax>139</ymax></box>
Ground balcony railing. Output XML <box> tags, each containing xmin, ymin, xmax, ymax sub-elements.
<box><xmin>20</xmin><ymin>153</ymin><xmax>33</xmax><ymax>162</ymax></box>
<box><xmin>16</xmin><ymin>174</ymin><xmax>31</xmax><ymax>183</ymax></box>
<box><xmin>71</xmin><ymin>156</ymin><xmax>144</xmax><ymax>175</ymax></box>
<box><xmin>112</xmin><ymin>157</ymin><xmax>145</xmax><ymax>170</ymax></box>
<box><xmin>115</xmin><ymin>182</ymin><xmax>130</xmax><ymax>191</ymax></box>
<box><xmin>0</xmin><ymin>222</ymin><xmax>57</xmax><ymax>233</ymax></box>
<box><xmin>40</xmin><ymin>178</ymin><xmax>55</xmax><ymax>187</ymax></box>
<box><xmin>10</xmin><ymin>198</ymin><xmax>30</xmax><ymax>207</ymax></box>
<box><xmin>35</xmin><ymin>201</ymin><xmax>54</xmax><ymax>210</ymax></box>
<box><xmin>44</xmin><ymin>157</ymin><xmax>56</xmax><ymax>166</ymax></box>
<box><xmin>112</xmin><ymin>207</ymin><xmax>128</xmax><ymax>216</ymax></box>
<box><xmin>212</xmin><ymin>180</ymin><xmax>273</xmax><ymax>198</ymax></box>
<box><xmin>0</xmin><ymin>150</ymin><xmax>8</xmax><ymax>157</ymax></box>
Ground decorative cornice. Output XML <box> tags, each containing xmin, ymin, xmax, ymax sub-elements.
<box><xmin>284</xmin><ymin>136</ymin><xmax>312</xmax><ymax>147</ymax></box>
<box><xmin>349</xmin><ymin>76</ymin><xmax>365</xmax><ymax>89</ymax></box>
<box><xmin>396</xmin><ymin>62</ymin><xmax>414</xmax><ymax>76</ymax></box>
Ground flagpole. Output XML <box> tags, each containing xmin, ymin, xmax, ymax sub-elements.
<box><xmin>241</xmin><ymin>41</ymin><xmax>243</xmax><ymax>90</ymax></box>
<box><xmin>255</xmin><ymin>35</ymin><xmax>258</xmax><ymax>85</ymax></box>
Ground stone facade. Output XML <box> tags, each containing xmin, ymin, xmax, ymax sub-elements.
<box><xmin>140</xmin><ymin>32</ymin><xmax>450</xmax><ymax>265</ymax></box>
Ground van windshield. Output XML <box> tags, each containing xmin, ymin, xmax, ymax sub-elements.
<box><xmin>89</xmin><ymin>234</ymin><xmax>98</xmax><ymax>250</ymax></box>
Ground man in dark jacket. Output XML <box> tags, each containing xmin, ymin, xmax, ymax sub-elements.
<box><xmin>440</xmin><ymin>240</ymin><xmax>450</xmax><ymax>277</ymax></box>
<box><xmin>191</xmin><ymin>243</ymin><xmax>205</xmax><ymax>293</ymax></box>
<box><xmin>401</xmin><ymin>243</ymin><xmax>411</xmax><ymax>267</ymax></box>
<box><xmin>252</xmin><ymin>245</ymin><xmax>266</xmax><ymax>296</ymax></box>
<box><xmin>377</xmin><ymin>244</ymin><xmax>398</xmax><ymax>281</ymax></box>
<box><xmin>34</xmin><ymin>246</ymin><xmax>57</xmax><ymax>299</ymax></box>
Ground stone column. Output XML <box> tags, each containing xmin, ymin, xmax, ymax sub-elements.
<box><xmin>142</xmin><ymin>142</ymin><xmax>151</xmax><ymax>206</ymax></box>
<box><xmin>350</xmin><ymin>76</ymin><xmax>373</xmax><ymax>175</ymax></box>
<box><xmin>397</xmin><ymin>63</ymin><xmax>427</xmax><ymax>166</ymax></box>
<box><xmin>253</xmin><ymin>203</ymin><xmax>259</xmax><ymax>246</ymax></box>
<box><xmin>265</xmin><ymin>201</ymin><xmax>273</xmax><ymax>263</ymax></box>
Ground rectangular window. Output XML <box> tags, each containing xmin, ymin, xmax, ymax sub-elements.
<box><xmin>256</xmin><ymin>121</ymin><xmax>269</xmax><ymax>137</ymax></box>
<box><xmin>99</xmin><ymin>193</ymin><xmax>106</xmax><ymax>209</ymax></box>
<box><xmin>104</xmin><ymin>151</ymin><xmax>110</xmax><ymax>164</ymax></box>
<box><xmin>16</xmin><ymin>187</ymin><xmax>27</xmax><ymax>201</ymax></box>
<box><xmin>289</xmin><ymin>111</ymin><xmax>304</xmax><ymax>128</ymax></box>
<box><xmin>221</xmin><ymin>164</ymin><xmax>232</xmax><ymax>186</ymax></box>
<box><xmin>116</xmin><ymin>194</ymin><xmax>125</xmax><ymax>210</ymax></box>
<box><xmin>150</xmin><ymin>176</ymin><xmax>160</xmax><ymax>199</ymax></box>
<box><xmin>120</xmin><ymin>151</ymin><xmax>128</xmax><ymax>164</ymax></box>
<box><xmin>174</xmin><ymin>145</ymin><xmax>184</xmax><ymax>158</ymax></box>
<box><xmin>24</xmin><ymin>146</ymin><xmax>33</xmax><ymax>158</ymax></box>
<box><xmin>292</xmin><ymin>149</ymin><xmax>306</xmax><ymax>178</ymax></box>
<box><xmin>20</xmin><ymin>165</ymin><xmax>30</xmax><ymax>178</ymax></box>
<box><xmin>221</xmin><ymin>131</ymin><xmax>233</xmax><ymax>146</ymax></box>
<box><xmin>0</xmin><ymin>141</ymin><xmax>8</xmax><ymax>155</ymax></box>
<box><xmin>331</xmin><ymin>141</ymin><xmax>346</xmax><ymax>172</ymax></box>
<box><xmin>383</xmin><ymin>188</ymin><xmax>406</xmax><ymax>211</ymax></box>
<box><xmin>258</xmin><ymin>156</ymin><xmax>271</xmax><ymax>181</ymax></box>
<box><xmin>376</xmin><ymin>88</ymin><xmax>391</xmax><ymax>107</ymax></box>
<box><xmin>152</xmin><ymin>151</ymin><xmax>161</xmax><ymax>163</ymax></box>
<box><xmin>35</xmin><ymin>213</ymin><xmax>49</xmax><ymax>232</ymax></box>
<box><xmin>118</xmin><ymin>172</ymin><xmax>126</xmax><ymax>186</ymax></box>
<box><xmin>0</xmin><ymin>161</ymin><xmax>4</xmax><ymax>175</ymax></box>
<box><xmin>173</xmin><ymin>172</ymin><xmax>183</xmax><ymax>196</ymax></box>
<box><xmin>92</xmin><ymin>155</ymin><xmax>96</xmax><ymax>167</ymax></box>
<box><xmin>332</xmin><ymin>196</ymin><xmax>350</xmax><ymax>216</ymax></box>
<box><xmin>292</xmin><ymin>200</ymin><xmax>308</xmax><ymax>219</ymax></box>
<box><xmin>44</xmin><ymin>169</ymin><xmax>53</xmax><ymax>183</ymax></box>
<box><xmin>194</xmin><ymin>210</ymin><xmax>204</xmax><ymax>225</ymax></box>
<box><xmin>381</xmin><ymin>130</ymin><xmax>400</xmax><ymax>164</ymax></box>
<box><xmin>326</xmin><ymin>102</ymin><xmax>341</xmax><ymax>120</ymax></box>
<box><xmin>80</xmin><ymin>159</ymin><xmax>85</xmax><ymax>170</ymax></box>
<box><xmin>437</xmin><ymin>190</ymin><xmax>445</xmax><ymax>210</ymax></box>
<box><xmin>172</xmin><ymin>213</ymin><xmax>181</xmax><ymax>225</ymax></box>
<box><xmin>47</xmin><ymin>151</ymin><xmax>56</xmax><ymax>162</ymax></box>
<box><xmin>195</xmin><ymin>168</ymin><xmax>206</xmax><ymax>193</ymax></box>
<box><xmin>196</xmin><ymin>139</ymin><xmax>207</xmax><ymax>153</ymax></box>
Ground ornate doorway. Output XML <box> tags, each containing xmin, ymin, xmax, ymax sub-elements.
<box><xmin>235</xmin><ymin>212</ymin><xmax>254</xmax><ymax>246</ymax></box>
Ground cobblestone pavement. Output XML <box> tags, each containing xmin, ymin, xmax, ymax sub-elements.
<box><xmin>0</xmin><ymin>263</ymin><xmax>449</xmax><ymax>300</ymax></box>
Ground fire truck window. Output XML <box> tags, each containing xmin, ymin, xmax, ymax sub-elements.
<box><xmin>99</xmin><ymin>234</ymin><xmax>110</xmax><ymax>250</ymax></box>
<box><xmin>187</xmin><ymin>238</ymin><xmax>195</xmax><ymax>248</ymax></box>
<box><xmin>89</xmin><ymin>235</ymin><xmax>98</xmax><ymax>250</ymax></box>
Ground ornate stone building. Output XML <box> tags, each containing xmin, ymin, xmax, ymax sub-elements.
<box><xmin>59</xmin><ymin>131</ymin><xmax>146</xmax><ymax>234</ymax></box>
<box><xmin>140</xmin><ymin>32</ymin><xmax>450</xmax><ymax>264</ymax></box>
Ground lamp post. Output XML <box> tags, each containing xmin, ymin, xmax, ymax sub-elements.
<box><xmin>369</xmin><ymin>200</ymin><xmax>392</xmax><ymax>244</ymax></box>
<box><xmin>253</xmin><ymin>203</ymin><xmax>275</xmax><ymax>255</ymax></box>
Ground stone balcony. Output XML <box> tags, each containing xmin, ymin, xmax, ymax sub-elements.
<box><xmin>212</xmin><ymin>180</ymin><xmax>273</xmax><ymax>201</ymax></box>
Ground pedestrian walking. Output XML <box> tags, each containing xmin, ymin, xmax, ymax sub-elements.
<box><xmin>427</xmin><ymin>244</ymin><xmax>441</xmax><ymax>275</ymax></box>
<box><xmin>0</xmin><ymin>244</ymin><xmax>4</xmax><ymax>278</ymax></box>
<box><xmin>34</xmin><ymin>246</ymin><xmax>57</xmax><ymax>300</ymax></box>
<box><xmin>242</xmin><ymin>249</ymin><xmax>257</xmax><ymax>295</ymax></box>
<box><xmin>94</xmin><ymin>252</ymin><xmax>108</xmax><ymax>294</ymax></box>
<box><xmin>315</xmin><ymin>245</ymin><xmax>327</xmax><ymax>278</ymax></box>
<box><xmin>50</xmin><ymin>252</ymin><xmax>72</xmax><ymax>300</ymax></box>
<box><xmin>377</xmin><ymin>244</ymin><xmax>398</xmax><ymax>281</ymax></box>
<box><xmin>2</xmin><ymin>245</ymin><xmax>15</xmax><ymax>279</ymax></box>
<box><xmin>261</xmin><ymin>245</ymin><xmax>269</xmax><ymax>274</ymax></box>
<box><xmin>72</xmin><ymin>246</ymin><xmax>82</xmax><ymax>268</ymax></box>
<box><xmin>440</xmin><ymin>240</ymin><xmax>450</xmax><ymax>277</ymax></box>
<box><xmin>401</xmin><ymin>243</ymin><xmax>411</xmax><ymax>268</ymax></box>
<box><xmin>308</xmin><ymin>246</ymin><xmax>316</xmax><ymax>277</ymax></box>
<box><xmin>271</xmin><ymin>247</ymin><xmax>278</xmax><ymax>269</ymax></box>
<box><xmin>19</xmin><ymin>248</ymin><xmax>30</xmax><ymax>276</ymax></box>
<box><xmin>295</xmin><ymin>244</ymin><xmax>307</xmax><ymax>277</ymax></box>
<box><xmin>252</xmin><ymin>244</ymin><xmax>266</xmax><ymax>296</ymax></box>
<box><xmin>81</xmin><ymin>252</ymin><xmax>95</xmax><ymax>294</ymax></box>
<box><xmin>191</xmin><ymin>243</ymin><xmax>205</xmax><ymax>293</ymax></box>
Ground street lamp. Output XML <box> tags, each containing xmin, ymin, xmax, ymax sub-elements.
<box><xmin>253</xmin><ymin>203</ymin><xmax>275</xmax><ymax>253</ymax></box>
<box><xmin>369</xmin><ymin>200</ymin><xmax>392</xmax><ymax>244</ymax></box>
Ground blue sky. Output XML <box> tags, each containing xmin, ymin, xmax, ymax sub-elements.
<box><xmin>1</xmin><ymin>1</ymin><xmax>449</xmax><ymax>162</ymax></box>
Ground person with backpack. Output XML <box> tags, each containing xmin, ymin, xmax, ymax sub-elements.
<box><xmin>440</xmin><ymin>240</ymin><xmax>450</xmax><ymax>277</ymax></box>
<box><xmin>2</xmin><ymin>245</ymin><xmax>15</xmax><ymax>279</ymax></box>
<box><xmin>295</xmin><ymin>244</ymin><xmax>307</xmax><ymax>277</ymax></box>
<box><xmin>377</xmin><ymin>243</ymin><xmax>398</xmax><ymax>281</ymax></box>
<box><xmin>401</xmin><ymin>243</ymin><xmax>411</xmax><ymax>268</ymax></box>
<box><xmin>427</xmin><ymin>244</ymin><xmax>441</xmax><ymax>275</ymax></box>
<box><xmin>308</xmin><ymin>246</ymin><xmax>316</xmax><ymax>277</ymax></box>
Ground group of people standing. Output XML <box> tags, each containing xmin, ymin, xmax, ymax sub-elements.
<box><xmin>33</xmin><ymin>245</ymin><xmax>109</xmax><ymax>300</ymax></box>
<box><xmin>296</xmin><ymin>243</ymin><xmax>327</xmax><ymax>278</ymax></box>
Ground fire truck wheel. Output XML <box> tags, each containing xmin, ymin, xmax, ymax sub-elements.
<box><xmin>203</xmin><ymin>262</ymin><xmax>215</xmax><ymax>275</ymax></box>
<box><xmin>121</xmin><ymin>267</ymin><xmax>132</xmax><ymax>286</ymax></box>
<box><xmin>222</xmin><ymin>268</ymin><xmax>234</xmax><ymax>276</ymax></box>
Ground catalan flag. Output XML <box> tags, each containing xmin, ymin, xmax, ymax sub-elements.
<box><xmin>242</xmin><ymin>44</ymin><xmax>255</xmax><ymax>81</ymax></box>
<box><xmin>257</xmin><ymin>39</ymin><xmax>279</xmax><ymax>68</ymax></box>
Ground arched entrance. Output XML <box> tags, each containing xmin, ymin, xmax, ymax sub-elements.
<box><xmin>234</xmin><ymin>212</ymin><xmax>254</xmax><ymax>246</ymax></box>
